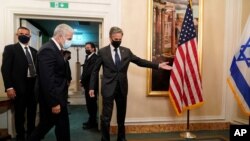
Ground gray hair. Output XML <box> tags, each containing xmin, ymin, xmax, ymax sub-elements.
<box><xmin>109</xmin><ymin>26</ymin><xmax>123</xmax><ymax>37</ymax></box>
<box><xmin>53</xmin><ymin>23</ymin><xmax>74</xmax><ymax>37</ymax></box>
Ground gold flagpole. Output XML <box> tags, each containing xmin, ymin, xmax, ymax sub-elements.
<box><xmin>189</xmin><ymin>0</ymin><xmax>192</xmax><ymax>7</ymax></box>
<box><xmin>180</xmin><ymin>1</ymin><xmax>196</xmax><ymax>139</ymax></box>
<box><xmin>180</xmin><ymin>110</ymin><xmax>196</xmax><ymax>139</ymax></box>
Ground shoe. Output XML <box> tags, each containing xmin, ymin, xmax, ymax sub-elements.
<box><xmin>82</xmin><ymin>122</ymin><xmax>97</xmax><ymax>129</ymax></box>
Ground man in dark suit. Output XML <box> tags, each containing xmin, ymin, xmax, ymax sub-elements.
<box><xmin>63</xmin><ymin>50</ymin><xmax>72</xmax><ymax>104</ymax></box>
<box><xmin>1</xmin><ymin>27</ymin><xmax>37</xmax><ymax>141</ymax></box>
<box><xmin>80</xmin><ymin>42</ymin><xmax>98</xmax><ymax>129</ymax></box>
<box><xmin>89</xmin><ymin>26</ymin><xmax>172</xmax><ymax>141</ymax></box>
<box><xmin>28</xmin><ymin>24</ymin><xmax>73</xmax><ymax>141</ymax></box>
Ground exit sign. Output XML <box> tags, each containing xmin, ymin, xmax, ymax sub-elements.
<box><xmin>50</xmin><ymin>1</ymin><xmax>69</xmax><ymax>9</ymax></box>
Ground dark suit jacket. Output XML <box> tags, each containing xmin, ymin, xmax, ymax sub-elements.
<box><xmin>81</xmin><ymin>53</ymin><xmax>98</xmax><ymax>91</ymax></box>
<box><xmin>89</xmin><ymin>45</ymin><xmax>158</xmax><ymax>97</ymax></box>
<box><xmin>1</xmin><ymin>42</ymin><xmax>37</xmax><ymax>95</ymax></box>
<box><xmin>65</xmin><ymin>60</ymin><xmax>72</xmax><ymax>82</ymax></box>
<box><xmin>37</xmin><ymin>40</ymin><xmax>68</xmax><ymax>107</ymax></box>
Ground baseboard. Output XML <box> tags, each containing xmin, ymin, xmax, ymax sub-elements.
<box><xmin>110</xmin><ymin>122</ymin><xmax>230</xmax><ymax>134</ymax></box>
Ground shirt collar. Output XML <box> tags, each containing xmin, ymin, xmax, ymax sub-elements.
<box><xmin>51</xmin><ymin>38</ymin><xmax>62</xmax><ymax>51</ymax></box>
<box><xmin>88</xmin><ymin>52</ymin><xmax>95</xmax><ymax>58</ymax></box>
<box><xmin>110</xmin><ymin>44</ymin><xmax>119</xmax><ymax>52</ymax></box>
<box><xmin>19</xmin><ymin>42</ymin><xmax>29</xmax><ymax>50</ymax></box>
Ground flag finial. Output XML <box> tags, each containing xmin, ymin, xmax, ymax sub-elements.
<box><xmin>189</xmin><ymin>0</ymin><xmax>192</xmax><ymax>8</ymax></box>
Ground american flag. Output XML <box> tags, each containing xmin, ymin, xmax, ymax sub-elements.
<box><xmin>169</xmin><ymin>3</ymin><xmax>203</xmax><ymax>116</ymax></box>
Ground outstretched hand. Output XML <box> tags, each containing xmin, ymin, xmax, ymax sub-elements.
<box><xmin>89</xmin><ymin>90</ymin><xmax>95</xmax><ymax>97</ymax></box>
<box><xmin>159</xmin><ymin>62</ymin><xmax>172</xmax><ymax>70</ymax></box>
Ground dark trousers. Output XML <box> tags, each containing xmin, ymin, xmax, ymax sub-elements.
<box><xmin>84</xmin><ymin>86</ymin><xmax>97</xmax><ymax>124</ymax></box>
<box><xmin>28</xmin><ymin>103</ymin><xmax>70</xmax><ymax>141</ymax></box>
<box><xmin>101</xmin><ymin>83</ymin><xmax>127</xmax><ymax>141</ymax></box>
<box><xmin>14</xmin><ymin>77</ymin><xmax>37</xmax><ymax>139</ymax></box>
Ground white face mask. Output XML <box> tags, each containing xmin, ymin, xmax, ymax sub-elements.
<box><xmin>63</xmin><ymin>39</ymin><xmax>72</xmax><ymax>49</ymax></box>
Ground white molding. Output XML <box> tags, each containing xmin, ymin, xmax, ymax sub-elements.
<box><xmin>231</xmin><ymin>119</ymin><xmax>248</xmax><ymax>124</ymax></box>
<box><xmin>32</xmin><ymin>0</ymin><xmax>112</xmax><ymax>5</ymax></box>
<box><xmin>112</xmin><ymin>115</ymin><xmax>227</xmax><ymax>125</ymax></box>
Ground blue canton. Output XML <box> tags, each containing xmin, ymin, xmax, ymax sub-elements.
<box><xmin>178</xmin><ymin>4</ymin><xmax>196</xmax><ymax>46</ymax></box>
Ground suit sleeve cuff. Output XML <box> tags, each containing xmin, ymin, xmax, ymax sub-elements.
<box><xmin>6</xmin><ymin>87</ymin><xmax>14</xmax><ymax>91</ymax></box>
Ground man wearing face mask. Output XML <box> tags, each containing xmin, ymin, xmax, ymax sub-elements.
<box><xmin>28</xmin><ymin>24</ymin><xmax>73</xmax><ymax>141</ymax></box>
<box><xmin>63</xmin><ymin>50</ymin><xmax>72</xmax><ymax>104</ymax></box>
<box><xmin>89</xmin><ymin>26</ymin><xmax>172</xmax><ymax>141</ymax></box>
<box><xmin>80</xmin><ymin>42</ymin><xmax>98</xmax><ymax>129</ymax></box>
<box><xmin>1</xmin><ymin>26</ymin><xmax>37</xmax><ymax>141</ymax></box>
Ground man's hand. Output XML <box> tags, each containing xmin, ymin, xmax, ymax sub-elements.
<box><xmin>79</xmin><ymin>80</ymin><xmax>83</xmax><ymax>87</ymax></box>
<box><xmin>89</xmin><ymin>90</ymin><xmax>95</xmax><ymax>97</ymax></box>
<box><xmin>7</xmin><ymin>88</ymin><xmax>16</xmax><ymax>99</ymax></box>
<box><xmin>159</xmin><ymin>62</ymin><xmax>172</xmax><ymax>70</ymax></box>
<box><xmin>52</xmin><ymin>104</ymin><xmax>61</xmax><ymax>114</ymax></box>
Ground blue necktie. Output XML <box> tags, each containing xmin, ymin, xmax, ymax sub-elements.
<box><xmin>114</xmin><ymin>48</ymin><xmax>121</xmax><ymax>68</ymax></box>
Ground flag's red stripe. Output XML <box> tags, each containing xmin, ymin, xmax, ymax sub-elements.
<box><xmin>187</xmin><ymin>41</ymin><xmax>201</xmax><ymax>104</ymax></box>
<box><xmin>169</xmin><ymin>55</ymin><xmax>183</xmax><ymax>113</ymax></box>
<box><xmin>182</xmin><ymin>42</ymin><xmax>196</xmax><ymax>105</ymax></box>
<box><xmin>170</xmin><ymin>66</ymin><xmax>183</xmax><ymax>103</ymax></box>
<box><xmin>189</xmin><ymin>39</ymin><xmax>203</xmax><ymax>102</ymax></box>
<box><xmin>169</xmin><ymin>84</ymin><xmax>182</xmax><ymax>114</ymax></box>
<box><xmin>176</xmin><ymin>45</ymin><xmax>189</xmax><ymax>106</ymax></box>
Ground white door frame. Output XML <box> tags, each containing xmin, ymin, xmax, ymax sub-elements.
<box><xmin>3</xmin><ymin>0</ymin><xmax>121</xmax><ymax>135</ymax></box>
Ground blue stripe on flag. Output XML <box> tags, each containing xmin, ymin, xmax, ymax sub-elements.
<box><xmin>230</xmin><ymin>57</ymin><xmax>250</xmax><ymax>108</ymax></box>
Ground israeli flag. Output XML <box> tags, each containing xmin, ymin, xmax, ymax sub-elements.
<box><xmin>228</xmin><ymin>15</ymin><xmax>250</xmax><ymax>116</ymax></box>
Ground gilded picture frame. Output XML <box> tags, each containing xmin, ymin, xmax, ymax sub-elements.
<box><xmin>147</xmin><ymin>0</ymin><xmax>203</xmax><ymax>96</ymax></box>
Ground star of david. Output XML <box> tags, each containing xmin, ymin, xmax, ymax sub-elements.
<box><xmin>237</xmin><ymin>37</ymin><xmax>250</xmax><ymax>67</ymax></box>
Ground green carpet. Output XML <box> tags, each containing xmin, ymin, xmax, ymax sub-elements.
<box><xmin>31</xmin><ymin>105</ymin><xmax>230</xmax><ymax>141</ymax></box>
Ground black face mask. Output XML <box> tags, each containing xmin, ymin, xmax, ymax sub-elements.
<box><xmin>111</xmin><ymin>40</ymin><xmax>121</xmax><ymax>48</ymax></box>
<box><xmin>67</xmin><ymin>56</ymin><xmax>71</xmax><ymax>60</ymax></box>
<box><xmin>18</xmin><ymin>35</ymin><xmax>30</xmax><ymax>44</ymax></box>
<box><xmin>85</xmin><ymin>50</ymin><xmax>91</xmax><ymax>55</ymax></box>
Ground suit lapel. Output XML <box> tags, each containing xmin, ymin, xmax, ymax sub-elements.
<box><xmin>30</xmin><ymin>48</ymin><xmax>37</xmax><ymax>62</ymax></box>
<box><xmin>119</xmin><ymin>47</ymin><xmax>126</xmax><ymax>63</ymax></box>
<box><xmin>84</xmin><ymin>55</ymin><xmax>91</xmax><ymax>65</ymax></box>
<box><xmin>16</xmin><ymin>43</ymin><xmax>28</xmax><ymax>63</ymax></box>
<box><xmin>106</xmin><ymin>46</ymin><xmax>117</xmax><ymax>68</ymax></box>
<box><xmin>118</xmin><ymin>46</ymin><xmax>127</xmax><ymax>70</ymax></box>
<box><xmin>50</xmin><ymin>40</ymin><xmax>66</xmax><ymax>70</ymax></box>
<box><xmin>50</xmin><ymin>40</ymin><xmax>62</xmax><ymax>56</ymax></box>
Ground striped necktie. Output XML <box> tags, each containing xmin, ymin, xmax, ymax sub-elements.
<box><xmin>24</xmin><ymin>47</ymin><xmax>36</xmax><ymax>77</ymax></box>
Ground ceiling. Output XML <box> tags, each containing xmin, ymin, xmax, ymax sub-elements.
<box><xmin>25</xmin><ymin>19</ymin><xmax>100</xmax><ymax>37</ymax></box>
